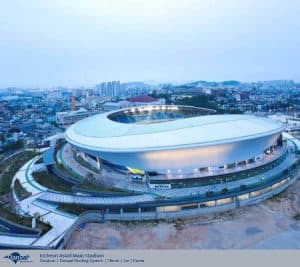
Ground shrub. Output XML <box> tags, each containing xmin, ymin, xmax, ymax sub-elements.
<box><xmin>294</xmin><ymin>213</ymin><xmax>300</xmax><ymax>220</ymax></box>
<box><xmin>174</xmin><ymin>219</ymin><xmax>185</xmax><ymax>231</ymax></box>
<box><xmin>240</xmin><ymin>184</ymin><xmax>247</xmax><ymax>190</ymax></box>
<box><xmin>0</xmin><ymin>151</ymin><xmax>38</xmax><ymax>194</ymax></box>
<box><xmin>221</xmin><ymin>188</ymin><xmax>229</xmax><ymax>194</ymax></box>
<box><xmin>14</xmin><ymin>179</ymin><xmax>31</xmax><ymax>200</ymax></box>
<box><xmin>206</xmin><ymin>191</ymin><xmax>214</xmax><ymax>197</ymax></box>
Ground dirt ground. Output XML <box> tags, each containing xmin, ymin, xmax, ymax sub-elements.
<box><xmin>66</xmin><ymin>179</ymin><xmax>300</xmax><ymax>249</ymax></box>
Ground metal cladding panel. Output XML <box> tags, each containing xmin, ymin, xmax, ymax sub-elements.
<box><xmin>66</xmin><ymin>111</ymin><xmax>285</xmax><ymax>151</ymax></box>
<box><xmin>65</xmin><ymin>108</ymin><xmax>284</xmax><ymax>174</ymax></box>
<box><xmin>71</xmin><ymin>132</ymin><xmax>280</xmax><ymax>174</ymax></box>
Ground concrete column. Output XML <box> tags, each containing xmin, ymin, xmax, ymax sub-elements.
<box><xmin>96</xmin><ymin>157</ymin><xmax>101</xmax><ymax>170</ymax></box>
<box><xmin>80</xmin><ymin>152</ymin><xmax>86</xmax><ymax>160</ymax></box>
<box><xmin>120</xmin><ymin>208</ymin><xmax>123</xmax><ymax>214</ymax></box>
<box><xmin>235</xmin><ymin>197</ymin><xmax>240</xmax><ymax>208</ymax></box>
<box><xmin>106</xmin><ymin>208</ymin><xmax>109</xmax><ymax>214</ymax></box>
<box><xmin>155</xmin><ymin>207</ymin><xmax>160</xmax><ymax>218</ymax></box>
<box><xmin>138</xmin><ymin>207</ymin><xmax>141</xmax><ymax>213</ymax></box>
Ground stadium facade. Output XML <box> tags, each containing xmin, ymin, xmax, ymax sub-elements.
<box><xmin>66</xmin><ymin>105</ymin><xmax>284</xmax><ymax>174</ymax></box>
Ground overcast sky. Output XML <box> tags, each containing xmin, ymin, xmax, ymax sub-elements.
<box><xmin>0</xmin><ymin>0</ymin><xmax>300</xmax><ymax>88</ymax></box>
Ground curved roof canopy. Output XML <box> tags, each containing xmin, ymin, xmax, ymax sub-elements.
<box><xmin>65</xmin><ymin>106</ymin><xmax>285</xmax><ymax>152</ymax></box>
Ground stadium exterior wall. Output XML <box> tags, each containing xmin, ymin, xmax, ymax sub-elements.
<box><xmin>67</xmin><ymin>132</ymin><xmax>280</xmax><ymax>174</ymax></box>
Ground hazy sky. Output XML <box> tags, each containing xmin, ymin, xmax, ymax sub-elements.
<box><xmin>0</xmin><ymin>0</ymin><xmax>300</xmax><ymax>87</ymax></box>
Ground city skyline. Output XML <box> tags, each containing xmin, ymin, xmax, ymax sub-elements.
<box><xmin>1</xmin><ymin>0</ymin><xmax>300</xmax><ymax>87</ymax></box>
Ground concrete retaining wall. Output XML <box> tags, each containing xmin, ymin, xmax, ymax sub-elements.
<box><xmin>60</xmin><ymin>171</ymin><xmax>300</xmax><ymax>248</ymax></box>
<box><xmin>61</xmin><ymin>211</ymin><xmax>104</xmax><ymax>248</ymax></box>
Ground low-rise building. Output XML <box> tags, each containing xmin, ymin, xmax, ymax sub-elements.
<box><xmin>56</xmin><ymin>108</ymin><xmax>89</xmax><ymax>127</ymax></box>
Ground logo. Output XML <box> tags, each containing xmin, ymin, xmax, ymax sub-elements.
<box><xmin>4</xmin><ymin>252</ymin><xmax>32</xmax><ymax>264</ymax></box>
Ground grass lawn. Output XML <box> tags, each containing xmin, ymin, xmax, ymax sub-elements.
<box><xmin>0</xmin><ymin>151</ymin><xmax>38</xmax><ymax>195</ymax></box>
<box><xmin>14</xmin><ymin>179</ymin><xmax>31</xmax><ymax>200</ymax></box>
<box><xmin>58</xmin><ymin>203</ymin><xmax>96</xmax><ymax>215</ymax></box>
<box><xmin>76</xmin><ymin>181</ymin><xmax>139</xmax><ymax>196</ymax></box>
<box><xmin>55</xmin><ymin>162</ymin><xmax>84</xmax><ymax>182</ymax></box>
<box><xmin>32</xmin><ymin>171</ymin><xmax>73</xmax><ymax>192</ymax></box>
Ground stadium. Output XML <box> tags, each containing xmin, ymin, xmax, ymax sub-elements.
<box><xmin>65</xmin><ymin>105</ymin><xmax>286</xmax><ymax>188</ymax></box>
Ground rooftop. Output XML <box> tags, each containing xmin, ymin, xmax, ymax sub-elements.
<box><xmin>65</xmin><ymin>105</ymin><xmax>285</xmax><ymax>152</ymax></box>
<box><xmin>128</xmin><ymin>95</ymin><xmax>157</xmax><ymax>103</ymax></box>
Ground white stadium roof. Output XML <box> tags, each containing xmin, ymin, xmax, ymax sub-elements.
<box><xmin>65</xmin><ymin>110</ymin><xmax>285</xmax><ymax>152</ymax></box>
